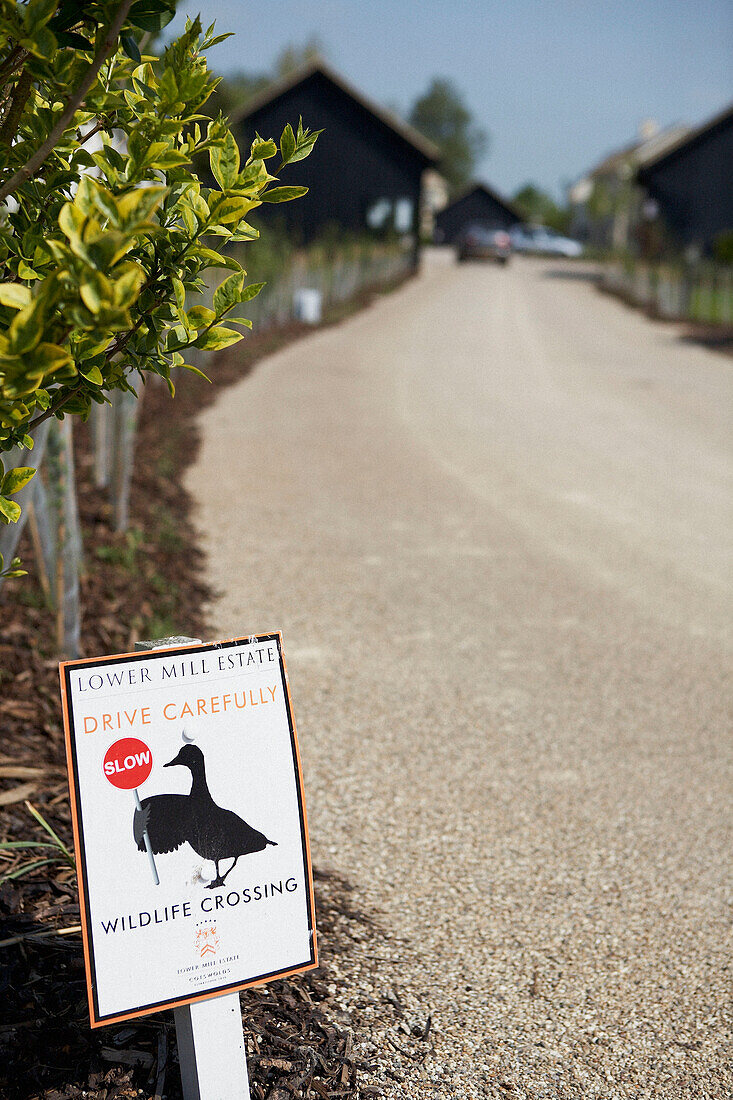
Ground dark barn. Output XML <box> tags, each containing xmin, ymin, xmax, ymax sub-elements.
<box><xmin>636</xmin><ymin>103</ymin><xmax>733</xmax><ymax>255</ymax></box>
<box><xmin>434</xmin><ymin>183</ymin><xmax>521</xmax><ymax>244</ymax></box>
<box><xmin>231</xmin><ymin>61</ymin><xmax>438</xmax><ymax>264</ymax></box>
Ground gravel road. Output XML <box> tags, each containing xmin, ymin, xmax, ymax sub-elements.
<box><xmin>187</xmin><ymin>252</ymin><xmax>732</xmax><ymax>1098</ymax></box>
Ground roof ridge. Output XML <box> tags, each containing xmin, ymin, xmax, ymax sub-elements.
<box><xmin>229</xmin><ymin>57</ymin><xmax>440</xmax><ymax>163</ymax></box>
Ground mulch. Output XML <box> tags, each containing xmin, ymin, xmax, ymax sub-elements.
<box><xmin>0</xmin><ymin>277</ymin><xmax>409</xmax><ymax>1099</ymax></box>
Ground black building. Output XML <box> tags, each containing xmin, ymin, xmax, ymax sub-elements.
<box><xmin>434</xmin><ymin>183</ymin><xmax>521</xmax><ymax>244</ymax></box>
<box><xmin>231</xmin><ymin>61</ymin><xmax>438</xmax><ymax>263</ymax></box>
<box><xmin>636</xmin><ymin>103</ymin><xmax>733</xmax><ymax>255</ymax></box>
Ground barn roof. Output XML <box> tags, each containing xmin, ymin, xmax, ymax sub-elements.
<box><xmin>583</xmin><ymin>125</ymin><xmax>690</xmax><ymax>181</ymax></box>
<box><xmin>231</xmin><ymin>59</ymin><xmax>440</xmax><ymax>166</ymax></box>
<box><xmin>438</xmin><ymin>182</ymin><xmax>521</xmax><ymax>223</ymax></box>
<box><xmin>637</xmin><ymin>102</ymin><xmax>733</xmax><ymax>182</ymax></box>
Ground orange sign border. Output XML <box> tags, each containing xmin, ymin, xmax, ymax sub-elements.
<box><xmin>59</xmin><ymin>632</ymin><xmax>318</xmax><ymax>1028</ymax></box>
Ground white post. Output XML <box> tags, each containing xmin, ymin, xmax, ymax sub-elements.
<box><xmin>174</xmin><ymin>994</ymin><xmax>250</xmax><ymax>1100</ymax></box>
<box><xmin>135</xmin><ymin>636</ymin><xmax>251</xmax><ymax>1100</ymax></box>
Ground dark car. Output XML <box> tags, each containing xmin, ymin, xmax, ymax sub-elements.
<box><xmin>456</xmin><ymin>224</ymin><xmax>512</xmax><ymax>265</ymax></box>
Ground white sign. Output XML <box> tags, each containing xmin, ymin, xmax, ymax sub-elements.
<box><xmin>60</xmin><ymin>634</ymin><xmax>317</xmax><ymax>1028</ymax></box>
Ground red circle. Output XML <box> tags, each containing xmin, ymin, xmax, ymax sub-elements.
<box><xmin>103</xmin><ymin>738</ymin><xmax>153</xmax><ymax>790</ymax></box>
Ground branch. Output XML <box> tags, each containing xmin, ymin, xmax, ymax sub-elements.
<box><xmin>77</xmin><ymin>118</ymin><xmax>106</xmax><ymax>147</ymax></box>
<box><xmin>0</xmin><ymin>0</ymin><xmax>133</xmax><ymax>203</ymax></box>
<box><xmin>0</xmin><ymin>45</ymin><xmax>27</xmax><ymax>91</ymax></box>
<box><xmin>0</xmin><ymin>66</ymin><xmax>33</xmax><ymax>146</ymax></box>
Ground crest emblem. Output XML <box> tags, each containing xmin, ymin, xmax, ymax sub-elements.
<box><xmin>195</xmin><ymin>924</ymin><xmax>219</xmax><ymax>958</ymax></box>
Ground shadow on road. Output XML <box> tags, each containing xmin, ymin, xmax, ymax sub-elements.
<box><xmin>678</xmin><ymin>325</ymin><xmax>733</xmax><ymax>358</ymax></box>
<box><xmin>541</xmin><ymin>266</ymin><xmax>601</xmax><ymax>282</ymax></box>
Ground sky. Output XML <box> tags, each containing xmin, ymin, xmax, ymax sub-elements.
<box><xmin>167</xmin><ymin>1</ymin><xmax>732</xmax><ymax>200</ymax></box>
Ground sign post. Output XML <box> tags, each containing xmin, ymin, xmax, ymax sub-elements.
<box><xmin>59</xmin><ymin>633</ymin><xmax>317</xmax><ymax>1100</ymax></box>
<box><xmin>144</xmin><ymin>640</ymin><xmax>248</xmax><ymax>1100</ymax></box>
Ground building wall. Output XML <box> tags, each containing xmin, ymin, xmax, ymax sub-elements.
<box><xmin>434</xmin><ymin>190</ymin><xmax>519</xmax><ymax>243</ymax></box>
<box><xmin>642</xmin><ymin>121</ymin><xmax>733</xmax><ymax>252</ymax></box>
<box><xmin>235</xmin><ymin>72</ymin><xmax>427</xmax><ymax>250</ymax></box>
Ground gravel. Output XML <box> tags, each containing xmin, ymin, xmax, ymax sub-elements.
<box><xmin>187</xmin><ymin>252</ymin><xmax>733</xmax><ymax>1097</ymax></box>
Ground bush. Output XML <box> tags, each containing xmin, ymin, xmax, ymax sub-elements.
<box><xmin>0</xmin><ymin>0</ymin><xmax>319</xmax><ymax>576</ymax></box>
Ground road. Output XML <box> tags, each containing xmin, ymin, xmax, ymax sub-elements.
<box><xmin>187</xmin><ymin>252</ymin><xmax>732</xmax><ymax>1098</ymax></box>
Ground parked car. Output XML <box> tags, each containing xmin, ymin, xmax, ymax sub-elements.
<box><xmin>510</xmin><ymin>224</ymin><xmax>583</xmax><ymax>258</ymax></box>
<box><xmin>456</xmin><ymin>224</ymin><xmax>512</xmax><ymax>265</ymax></box>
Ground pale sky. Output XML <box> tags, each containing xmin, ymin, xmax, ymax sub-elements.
<box><xmin>167</xmin><ymin>0</ymin><xmax>732</xmax><ymax>200</ymax></box>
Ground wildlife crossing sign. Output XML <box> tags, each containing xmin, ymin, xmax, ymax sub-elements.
<box><xmin>59</xmin><ymin>634</ymin><xmax>317</xmax><ymax>1027</ymax></box>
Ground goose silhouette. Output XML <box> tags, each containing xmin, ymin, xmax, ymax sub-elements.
<box><xmin>133</xmin><ymin>744</ymin><xmax>276</xmax><ymax>888</ymax></box>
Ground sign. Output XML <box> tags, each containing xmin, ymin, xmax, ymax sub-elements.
<box><xmin>59</xmin><ymin>634</ymin><xmax>317</xmax><ymax>1028</ymax></box>
<box><xmin>103</xmin><ymin>737</ymin><xmax>153</xmax><ymax>789</ymax></box>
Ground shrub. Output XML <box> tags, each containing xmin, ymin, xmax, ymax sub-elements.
<box><xmin>0</xmin><ymin>0</ymin><xmax>318</xmax><ymax>576</ymax></box>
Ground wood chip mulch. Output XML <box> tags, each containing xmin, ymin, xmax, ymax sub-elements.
<box><xmin>0</xmin><ymin>279</ymin><xmax>409</xmax><ymax>1099</ymax></box>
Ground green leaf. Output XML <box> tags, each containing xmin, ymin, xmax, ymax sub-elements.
<box><xmin>55</xmin><ymin>29</ymin><xmax>93</xmax><ymax>50</ymax></box>
<box><xmin>280</xmin><ymin>123</ymin><xmax>296</xmax><ymax>164</ymax></box>
<box><xmin>8</xmin><ymin>301</ymin><xmax>43</xmax><ymax>355</ymax></box>
<box><xmin>113</xmin><ymin>265</ymin><xmax>145</xmax><ymax>309</ymax></box>
<box><xmin>116</xmin><ymin>185</ymin><xmax>167</xmax><ymax>225</ymax></box>
<box><xmin>128</xmin><ymin>0</ymin><xmax>176</xmax><ymax>32</ymax></box>
<box><xmin>30</xmin><ymin>346</ymin><xmax>73</xmax><ymax>376</ymax></box>
<box><xmin>121</xmin><ymin>35</ymin><xmax>141</xmax><ymax>63</ymax></box>
<box><xmin>80</xmin><ymin>272</ymin><xmax>112</xmax><ymax>315</ymax></box>
<box><xmin>58</xmin><ymin>202</ymin><xmax>85</xmax><ymax>243</ymax></box>
<box><xmin>89</xmin><ymin>183</ymin><xmax>119</xmax><ymax>226</ymax></box>
<box><xmin>24</xmin><ymin>0</ymin><xmax>57</xmax><ymax>30</ymax></box>
<box><xmin>239</xmin><ymin>281</ymin><xmax>265</xmax><ymax>303</ymax></box>
<box><xmin>0</xmin><ymin>497</ymin><xmax>21</xmax><ymax>523</ymax></box>
<box><xmin>0</xmin><ymin>284</ymin><xmax>32</xmax><ymax>310</ymax></box>
<box><xmin>165</xmin><ymin>325</ymin><xmax>189</xmax><ymax>351</ymax></box>
<box><xmin>288</xmin><ymin>126</ymin><xmax>322</xmax><ymax>164</ymax></box>
<box><xmin>194</xmin><ymin>326</ymin><xmax>245</xmax><ymax>351</ymax></box>
<box><xmin>213</xmin><ymin>272</ymin><xmax>244</xmax><ymax>315</ymax></box>
<box><xmin>25</xmin><ymin>25</ymin><xmax>57</xmax><ymax>58</ymax></box>
<box><xmin>153</xmin><ymin>149</ymin><xmax>191</xmax><ymax>169</ymax></box>
<box><xmin>260</xmin><ymin>186</ymin><xmax>308</xmax><ymax>203</ymax></box>
<box><xmin>185</xmin><ymin>305</ymin><xmax>216</xmax><ymax>329</ymax></box>
<box><xmin>208</xmin><ymin>194</ymin><xmax>256</xmax><ymax>225</ymax></box>
<box><xmin>79</xmin><ymin>365</ymin><xmax>103</xmax><ymax>385</ymax></box>
<box><xmin>17</xmin><ymin>260</ymin><xmax>39</xmax><ymax>281</ymax></box>
<box><xmin>250</xmin><ymin>137</ymin><xmax>278</xmax><ymax>160</ymax></box>
<box><xmin>179</xmin><ymin>202</ymin><xmax>196</xmax><ymax>236</ymax></box>
<box><xmin>172</xmin><ymin>277</ymin><xmax>186</xmax><ymax>311</ymax></box>
<box><xmin>182</xmin><ymin>363</ymin><xmax>212</xmax><ymax>383</ymax></box>
<box><xmin>210</xmin><ymin>130</ymin><xmax>240</xmax><ymax>190</ymax></box>
<box><xmin>1</xmin><ymin>467</ymin><xmax>35</xmax><ymax>496</ymax></box>
<box><xmin>193</xmin><ymin>247</ymin><xmax>242</xmax><ymax>271</ymax></box>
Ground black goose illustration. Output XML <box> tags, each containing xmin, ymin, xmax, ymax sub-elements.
<box><xmin>133</xmin><ymin>744</ymin><xmax>276</xmax><ymax>888</ymax></box>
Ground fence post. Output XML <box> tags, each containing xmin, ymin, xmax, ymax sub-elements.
<box><xmin>26</xmin><ymin>470</ymin><xmax>56</xmax><ymax>603</ymax></box>
<box><xmin>91</xmin><ymin>401</ymin><xmax>114</xmax><ymax>490</ymax></box>
<box><xmin>46</xmin><ymin>418</ymin><xmax>82</xmax><ymax>658</ymax></box>
<box><xmin>111</xmin><ymin>388</ymin><xmax>140</xmax><ymax>534</ymax></box>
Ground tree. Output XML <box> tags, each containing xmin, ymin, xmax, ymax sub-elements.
<box><xmin>273</xmin><ymin>37</ymin><xmax>323</xmax><ymax>80</ymax></box>
<box><xmin>0</xmin><ymin>0</ymin><xmax>319</xmax><ymax>577</ymax></box>
<box><xmin>203</xmin><ymin>39</ymin><xmax>324</xmax><ymax>123</ymax></box>
<box><xmin>408</xmin><ymin>77</ymin><xmax>488</xmax><ymax>196</ymax></box>
<box><xmin>512</xmin><ymin>184</ymin><xmax>570</xmax><ymax>234</ymax></box>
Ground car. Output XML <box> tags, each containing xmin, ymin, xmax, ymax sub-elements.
<box><xmin>510</xmin><ymin>224</ymin><xmax>583</xmax><ymax>258</ymax></box>
<box><xmin>456</xmin><ymin>224</ymin><xmax>512</xmax><ymax>265</ymax></box>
